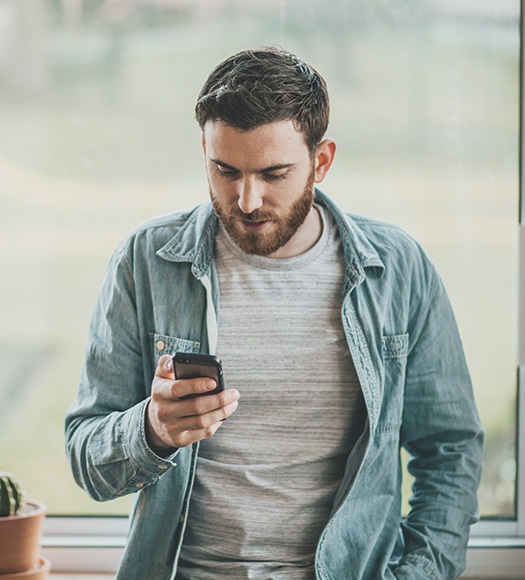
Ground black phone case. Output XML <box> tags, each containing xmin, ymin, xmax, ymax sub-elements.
<box><xmin>173</xmin><ymin>352</ymin><xmax>224</xmax><ymax>398</ymax></box>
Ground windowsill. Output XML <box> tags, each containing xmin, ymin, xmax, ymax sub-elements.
<box><xmin>49</xmin><ymin>576</ymin><xmax>115</xmax><ymax>579</ymax></box>
<box><xmin>49</xmin><ymin>572</ymin><xmax>525</xmax><ymax>580</ymax></box>
<box><xmin>41</xmin><ymin>517</ymin><xmax>525</xmax><ymax>578</ymax></box>
<box><xmin>41</xmin><ymin>543</ymin><xmax>525</xmax><ymax>579</ymax></box>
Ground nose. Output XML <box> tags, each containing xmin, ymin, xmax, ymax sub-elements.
<box><xmin>238</xmin><ymin>177</ymin><xmax>263</xmax><ymax>214</ymax></box>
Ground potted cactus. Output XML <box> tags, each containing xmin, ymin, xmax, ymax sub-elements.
<box><xmin>0</xmin><ymin>472</ymin><xmax>50</xmax><ymax>579</ymax></box>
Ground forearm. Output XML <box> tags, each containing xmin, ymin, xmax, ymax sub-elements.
<box><xmin>392</xmin><ymin>418</ymin><xmax>483</xmax><ymax>578</ymax></box>
<box><xmin>65</xmin><ymin>399</ymin><xmax>179</xmax><ymax>502</ymax></box>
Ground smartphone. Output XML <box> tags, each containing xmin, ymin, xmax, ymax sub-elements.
<box><xmin>173</xmin><ymin>352</ymin><xmax>224</xmax><ymax>399</ymax></box>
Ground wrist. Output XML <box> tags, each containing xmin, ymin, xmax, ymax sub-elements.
<box><xmin>145</xmin><ymin>402</ymin><xmax>177</xmax><ymax>457</ymax></box>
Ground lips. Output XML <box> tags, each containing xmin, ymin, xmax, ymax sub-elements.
<box><xmin>240</xmin><ymin>219</ymin><xmax>271</xmax><ymax>233</ymax></box>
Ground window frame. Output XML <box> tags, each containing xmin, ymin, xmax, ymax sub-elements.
<box><xmin>39</xmin><ymin>1</ymin><xmax>525</xmax><ymax>575</ymax></box>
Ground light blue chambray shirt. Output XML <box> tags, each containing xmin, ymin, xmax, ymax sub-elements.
<box><xmin>65</xmin><ymin>190</ymin><xmax>484</xmax><ymax>580</ymax></box>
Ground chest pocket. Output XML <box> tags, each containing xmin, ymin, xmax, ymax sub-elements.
<box><xmin>377</xmin><ymin>333</ymin><xmax>409</xmax><ymax>433</ymax></box>
<box><xmin>151</xmin><ymin>332</ymin><xmax>201</xmax><ymax>367</ymax></box>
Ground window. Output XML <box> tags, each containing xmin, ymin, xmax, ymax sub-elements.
<box><xmin>0</xmin><ymin>0</ymin><xmax>522</xmax><ymax>574</ymax></box>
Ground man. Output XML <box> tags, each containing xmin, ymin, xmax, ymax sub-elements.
<box><xmin>66</xmin><ymin>47</ymin><xmax>484</xmax><ymax>580</ymax></box>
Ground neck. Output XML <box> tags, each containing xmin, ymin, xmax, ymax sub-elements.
<box><xmin>267</xmin><ymin>205</ymin><xmax>322</xmax><ymax>259</ymax></box>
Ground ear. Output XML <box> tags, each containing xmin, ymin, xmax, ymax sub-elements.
<box><xmin>201</xmin><ymin>133</ymin><xmax>206</xmax><ymax>154</ymax></box>
<box><xmin>313</xmin><ymin>139</ymin><xmax>336</xmax><ymax>183</ymax></box>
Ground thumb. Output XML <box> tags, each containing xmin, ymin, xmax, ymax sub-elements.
<box><xmin>156</xmin><ymin>354</ymin><xmax>175</xmax><ymax>380</ymax></box>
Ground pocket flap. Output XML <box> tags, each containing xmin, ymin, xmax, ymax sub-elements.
<box><xmin>381</xmin><ymin>333</ymin><xmax>409</xmax><ymax>358</ymax></box>
<box><xmin>152</xmin><ymin>333</ymin><xmax>201</xmax><ymax>362</ymax></box>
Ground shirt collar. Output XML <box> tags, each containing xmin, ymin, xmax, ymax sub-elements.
<box><xmin>156</xmin><ymin>202</ymin><xmax>218</xmax><ymax>279</ymax></box>
<box><xmin>156</xmin><ymin>189</ymin><xmax>385</xmax><ymax>282</ymax></box>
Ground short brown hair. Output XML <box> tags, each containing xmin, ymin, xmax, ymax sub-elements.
<box><xmin>195</xmin><ymin>47</ymin><xmax>330</xmax><ymax>153</ymax></box>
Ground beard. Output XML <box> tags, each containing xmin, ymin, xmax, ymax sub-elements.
<box><xmin>210</xmin><ymin>166</ymin><xmax>316</xmax><ymax>256</ymax></box>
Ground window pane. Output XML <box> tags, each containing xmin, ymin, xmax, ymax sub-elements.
<box><xmin>0</xmin><ymin>0</ymin><xmax>519</xmax><ymax>517</ymax></box>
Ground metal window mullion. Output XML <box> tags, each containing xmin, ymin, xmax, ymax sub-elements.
<box><xmin>517</xmin><ymin>0</ymin><xmax>524</xmax><ymax>537</ymax></box>
<box><xmin>518</xmin><ymin>364</ymin><xmax>525</xmax><ymax>536</ymax></box>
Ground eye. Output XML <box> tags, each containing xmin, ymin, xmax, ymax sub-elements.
<box><xmin>263</xmin><ymin>172</ymin><xmax>287</xmax><ymax>182</ymax></box>
<box><xmin>216</xmin><ymin>165</ymin><xmax>238</xmax><ymax>178</ymax></box>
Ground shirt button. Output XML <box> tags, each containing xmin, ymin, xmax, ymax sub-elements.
<box><xmin>156</xmin><ymin>340</ymin><xmax>166</xmax><ymax>352</ymax></box>
<box><xmin>158</xmin><ymin>465</ymin><xmax>168</xmax><ymax>470</ymax></box>
<box><xmin>136</xmin><ymin>483</ymin><xmax>144</xmax><ymax>489</ymax></box>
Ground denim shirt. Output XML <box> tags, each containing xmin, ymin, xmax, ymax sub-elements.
<box><xmin>65</xmin><ymin>190</ymin><xmax>483</xmax><ymax>580</ymax></box>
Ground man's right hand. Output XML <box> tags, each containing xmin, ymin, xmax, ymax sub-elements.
<box><xmin>145</xmin><ymin>354</ymin><xmax>240</xmax><ymax>456</ymax></box>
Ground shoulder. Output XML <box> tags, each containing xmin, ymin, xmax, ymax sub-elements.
<box><xmin>116</xmin><ymin>206</ymin><xmax>200</xmax><ymax>253</ymax></box>
<box><xmin>349</xmin><ymin>213</ymin><xmax>422</xmax><ymax>254</ymax></box>
<box><xmin>113</xmin><ymin>201</ymin><xmax>218</xmax><ymax>264</ymax></box>
<box><xmin>343</xmin><ymin>212</ymin><xmax>441</xmax><ymax>311</ymax></box>
<box><xmin>346</xmin><ymin>212</ymin><xmax>433</xmax><ymax>273</ymax></box>
<box><xmin>316</xmin><ymin>192</ymin><xmax>429</xmax><ymax>272</ymax></box>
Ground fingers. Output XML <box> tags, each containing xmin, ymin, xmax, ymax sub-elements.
<box><xmin>154</xmin><ymin>356</ymin><xmax>218</xmax><ymax>400</ymax></box>
<box><xmin>179</xmin><ymin>387</ymin><xmax>240</xmax><ymax>419</ymax></box>
<box><xmin>149</xmin><ymin>391</ymin><xmax>239</xmax><ymax>450</ymax></box>
<box><xmin>174</xmin><ymin>397</ymin><xmax>239</xmax><ymax>440</ymax></box>
<box><xmin>148</xmin><ymin>356</ymin><xmax>240</xmax><ymax>451</ymax></box>
<box><xmin>177</xmin><ymin>378</ymin><xmax>218</xmax><ymax>400</ymax></box>
<box><xmin>155</xmin><ymin>354</ymin><xmax>175</xmax><ymax>380</ymax></box>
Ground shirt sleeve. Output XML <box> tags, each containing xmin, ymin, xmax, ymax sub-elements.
<box><xmin>393</xmin><ymin>266</ymin><xmax>484</xmax><ymax>579</ymax></box>
<box><xmin>64</xmin><ymin>246</ymin><xmax>179</xmax><ymax>502</ymax></box>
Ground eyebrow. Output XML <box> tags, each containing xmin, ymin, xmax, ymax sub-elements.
<box><xmin>210</xmin><ymin>159</ymin><xmax>295</xmax><ymax>173</ymax></box>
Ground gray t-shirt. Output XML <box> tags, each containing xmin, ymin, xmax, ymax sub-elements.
<box><xmin>177</xmin><ymin>206</ymin><xmax>366</xmax><ymax>579</ymax></box>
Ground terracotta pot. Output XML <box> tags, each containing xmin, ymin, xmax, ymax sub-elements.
<box><xmin>0</xmin><ymin>556</ymin><xmax>50</xmax><ymax>579</ymax></box>
<box><xmin>0</xmin><ymin>501</ymin><xmax>46</xmax><ymax>574</ymax></box>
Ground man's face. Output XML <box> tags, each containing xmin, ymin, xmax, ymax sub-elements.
<box><xmin>203</xmin><ymin>120</ymin><xmax>319</xmax><ymax>258</ymax></box>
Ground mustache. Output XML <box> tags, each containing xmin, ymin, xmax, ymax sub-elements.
<box><xmin>229</xmin><ymin>208</ymin><xmax>275</xmax><ymax>222</ymax></box>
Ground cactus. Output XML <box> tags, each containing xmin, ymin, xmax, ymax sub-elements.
<box><xmin>0</xmin><ymin>472</ymin><xmax>25</xmax><ymax>517</ymax></box>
